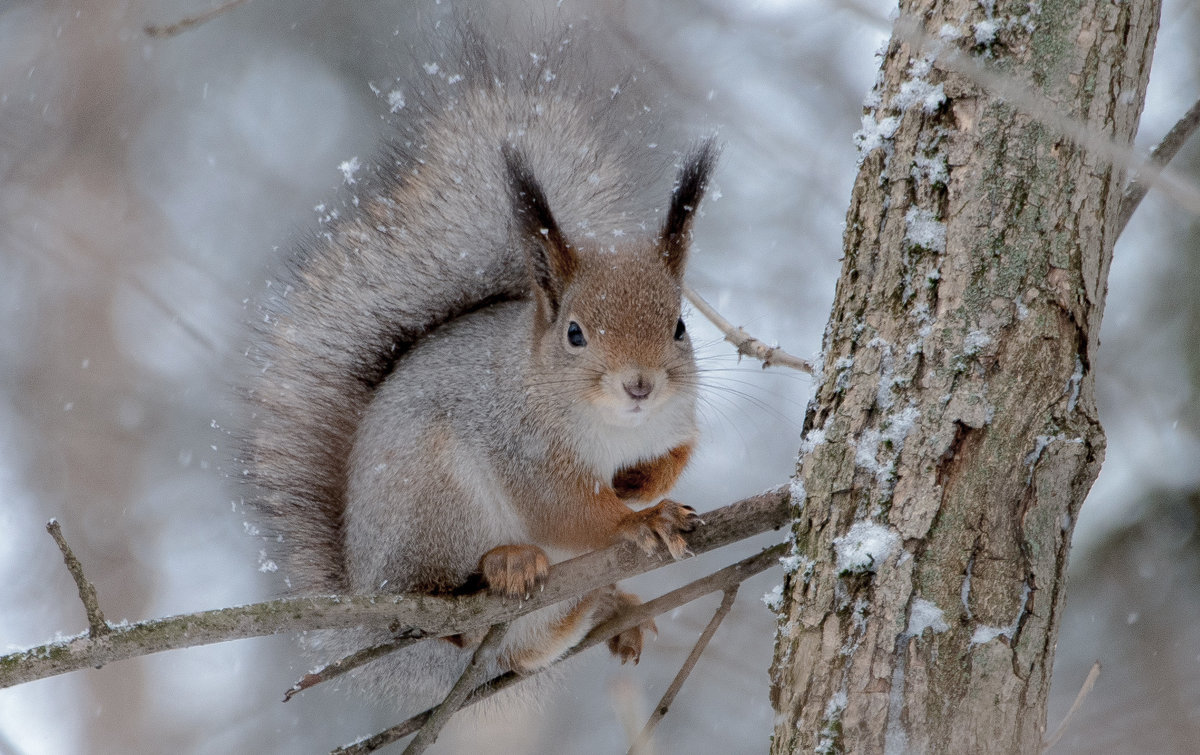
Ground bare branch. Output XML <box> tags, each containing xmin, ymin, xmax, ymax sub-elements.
<box><xmin>3</xmin><ymin>486</ymin><xmax>790</xmax><ymax>690</ymax></box>
<box><xmin>144</xmin><ymin>0</ymin><xmax>250</xmax><ymax>38</ymax></box>
<box><xmin>402</xmin><ymin>623</ymin><xmax>509</xmax><ymax>755</ymax></box>
<box><xmin>282</xmin><ymin>639</ymin><xmax>407</xmax><ymax>703</ymax></box>
<box><xmin>332</xmin><ymin>712</ymin><xmax>430</xmax><ymax>753</ymax></box>
<box><xmin>128</xmin><ymin>273</ymin><xmax>219</xmax><ymax>354</ymax></box>
<box><xmin>334</xmin><ymin>543</ymin><xmax>787</xmax><ymax>754</ymax></box>
<box><xmin>628</xmin><ymin>587</ymin><xmax>739</xmax><ymax>754</ymax></box>
<box><xmin>1118</xmin><ymin>98</ymin><xmax>1200</xmax><ymax>236</ymax></box>
<box><xmin>1042</xmin><ymin>660</ymin><xmax>1102</xmax><ymax>752</ymax></box>
<box><xmin>45</xmin><ymin>520</ymin><xmax>109</xmax><ymax>638</ymax></box>
<box><xmin>279</xmin><ymin>485</ymin><xmax>790</xmax><ymax>700</ymax></box>
<box><xmin>684</xmin><ymin>285</ymin><xmax>814</xmax><ymax>373</ymax></box>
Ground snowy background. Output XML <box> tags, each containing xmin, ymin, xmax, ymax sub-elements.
<box><xmin>1</xmin><ymin>0</ymin><xmax>1197</xmax><ymax>752</ymax></box>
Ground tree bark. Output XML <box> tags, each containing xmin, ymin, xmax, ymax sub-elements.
<box><xmin>769</xmin><ymin>0</ymin><xmax>1160</xmax><ymax>752</ymax></box>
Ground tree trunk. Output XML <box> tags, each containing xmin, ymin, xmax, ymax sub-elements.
<box><xmin>768</xmin><ymin>0</ymin><xmax>1160</xmax><ymax>752</ymax></box>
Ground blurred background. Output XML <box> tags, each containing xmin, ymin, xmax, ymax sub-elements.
<box><xmin>0</xmin><ymin>0</ymin><xmax>1196</xmax><ymax>752</ymax></box>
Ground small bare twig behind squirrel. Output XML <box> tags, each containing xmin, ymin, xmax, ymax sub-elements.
<box><xmin>239</xmin><ymin>23</ymin><xmax>718</xmax><ymax>718</ymax></box>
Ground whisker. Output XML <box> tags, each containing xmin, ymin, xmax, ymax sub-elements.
<box><xmin>692</xmin><ymin>375</ymin><xmax>812</xmax><ymax>413</ymax></box>
<box><xmin>694</xmin><ymin>397</ymin><xmax>753</xmax><ymax>449</ymax></box>
<box><xmin>679</xmin><ymin>377</ymin><xmax>807</xmax><ymax>433</ymax></box>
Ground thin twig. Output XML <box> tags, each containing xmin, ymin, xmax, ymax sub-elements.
<box><xmin>1118</xmin><ymin>97</ymin><xmax>1200</xmax><ymax>236</ymax></box>
<box><xmin>628</xmin><ymin>587</ymin><xmax>739</xmax><ymax>755</ymax></box>
<box><xmin>283</xmin><ymin>640</ymin><xmax>408</xmax><ymax>703</ymax></box>
<box><xmin>333</xmin><ymin>543</ymin><xmax>786</xmax><ymax>754</ymax></box>
<box><xmin>1042</xmin><ymin>660</ymin><xmax>1101</xmax><ymax>752</ymax></box>
<box><xmin>45</xmin><ymin>520</ymin><xmax>109</xmax><ymax>638</ymax></box>
<box><xmin>4</xmin><ymin>487</ymin><xmax>790</xmax><ymax>690</ymax></box>
<box><xmin>144</xmin><ymin>0</ymin><xmax>250</xmax><ymax>38</ymax></box>
<box><xmin>333</xmin><ymin>710</ymin><xmax>431</xmax><ymax>753</ymax></box>
<box><xmin>402</xmin><ymin>623</ymin><xmax>509</xmax><ymax>755</ymax></box>
<box><xmin>129</xmin><ymin>273</ymin><xmax>219</xmax><ymax>355</ymax></box>
<box><xmin>684</xmin><ymin>285</ymin><xmax>814</xmax><ymax>373</ymax></box>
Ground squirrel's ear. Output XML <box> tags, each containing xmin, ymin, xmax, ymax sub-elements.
<box><xmin>504</xmin><ymin>143</ymin><xmax>577</xmax><ymax>318</ymax></box>
<box><xmin>660</xmin><ymin>138</ymin><xmax>719</xmax><ymax>279</ymax></box>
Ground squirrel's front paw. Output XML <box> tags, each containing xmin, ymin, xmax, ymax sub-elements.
<box><xmin>479</xmin><ymin>544</ymin><xmax>550</xmax><ymax>599</ymax></box>
<box><xmin>616</xmin><ymin>499</ymin><xmax>699</xmax><ymax>560</ymax></box>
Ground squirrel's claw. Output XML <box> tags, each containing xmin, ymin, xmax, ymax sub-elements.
<box><xmin>479</xmin><ymin>544</ymin><xmax>550</xmax><ymax>599</ymax></box>
<box><xmin>617</xmin><ymin>499</ymin><xmax>700</xmax><ymax>560</ymax></box>
<box><xmin>608</xmin><ymin>627</ymin><xmax>644</xmax><ymax>664</ymax></box>
<box><xmin>594</xmin><ymin>588</ymin><xmax>652</xmax><ymax>665</ymax></box>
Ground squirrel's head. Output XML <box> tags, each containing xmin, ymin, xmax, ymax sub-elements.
<box><xmin>504</xmin><ymin>140</ymin><xmax>717</xmax><ymax>429</ymax></box>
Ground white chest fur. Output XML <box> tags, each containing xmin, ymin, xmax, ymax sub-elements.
<box><xmin>568</xmin><ymin>393</ymin><xmax>697</xmax><ymax>482</ymax></box>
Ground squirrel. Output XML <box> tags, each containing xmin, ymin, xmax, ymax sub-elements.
<box><xmin>240</xmin><ymin>26</ymin><xmax>717</xmax><ymax>716</ymax></box>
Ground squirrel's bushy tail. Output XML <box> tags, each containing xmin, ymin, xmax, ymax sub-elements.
<box><xmin>240</xmin><ymin>25</ymin><xmax>674</xmax><ymax>594</ymax></box>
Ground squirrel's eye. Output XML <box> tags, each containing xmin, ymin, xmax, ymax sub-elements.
<box><xmin>674</xmin><ymin>317</ymin><xmax>687</xmax><ymax>341</ymax></box>
<box><xmin>567</xmin><ymin>321</ymin><xmax>588</xmax><ymax>348</ymax></box>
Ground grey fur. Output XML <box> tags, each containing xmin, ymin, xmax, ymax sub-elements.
<box><xmin>243</xmin><ymin>28</ymin><xmax>673</xmax><ymax>594</ymax></box>
<box><xmin>241</xmin><ymin>24</ymin><xmax>714</xmax><ymax>716</ymax></box>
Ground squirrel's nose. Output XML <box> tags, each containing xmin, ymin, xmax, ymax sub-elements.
<box><xmin>623</xmin><ymin>375</ymin><xmax>654</xmax><ymax>400</ymax></box>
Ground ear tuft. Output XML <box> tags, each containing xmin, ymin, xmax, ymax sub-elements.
<box><xmin>661</xmin><ymin>138</ymin><xmax>719</xmax><ymax>278</ymax></box>
<box><xmin>503</xmin><ymin>143</ymin><xmax>576</xmax><ymax>316</ymax></box>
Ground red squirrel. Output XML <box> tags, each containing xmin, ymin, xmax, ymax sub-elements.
<box><xmin>242</xmin><ymin>26</ymin><xmax>717</xmax><ymax>716</ymax></box>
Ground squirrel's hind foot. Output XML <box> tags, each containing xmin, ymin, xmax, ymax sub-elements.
<box><xmin>594</xmin><ymin>588</ymin><xmax>655</xmax><ymax>665</ymax></box>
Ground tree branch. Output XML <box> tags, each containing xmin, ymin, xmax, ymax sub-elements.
<box><xmin>144</xmin><ymin>0</ymin><xmax>251</xmax><ymax>38</ymax></box>
<box><xmin>283</xmin><ymin>638</ymin><xmax>406</xmax><ymax>703</ymax></box>
<box><xmin>333</xmin><ymin>543</ymin><xmax>785</xmax><ymax>754</ymax></box>
<box><xmin>1042</xmin><ymin>660</ymin><xmax>1102</xmax><ymax>752</ymax></box>
<box><xmin>628</xmin><ymin>587</ymin><xmax>739</xmax><ymax>754</ymax></box>
<box><xmin>402</xmin><ymin>623</ymin><xmax>509</xmax><ymax>755</ymax></box>
<box><xmin>2</xmin><ymin>486</ymin><xmax>790</xmax><ymax>690</ymax></box>
<box><xmin>279</xmin><ymin>485</ymin><xmax>789</xmax><ymax>701</ymax></box>
<box><xmin>684</xmin><ymin>285</ymin><xmax>814</xmax><ymax>373</ymax></box>
<box><xmin>1117</xmin><ymin>97</ymin><xmax>1200</xmax><ymax>236</ymax></box>
<box><xmin>45</xmin><ymin>520</ymin><xmax>110</xmax><ymax>638</ymax></box>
